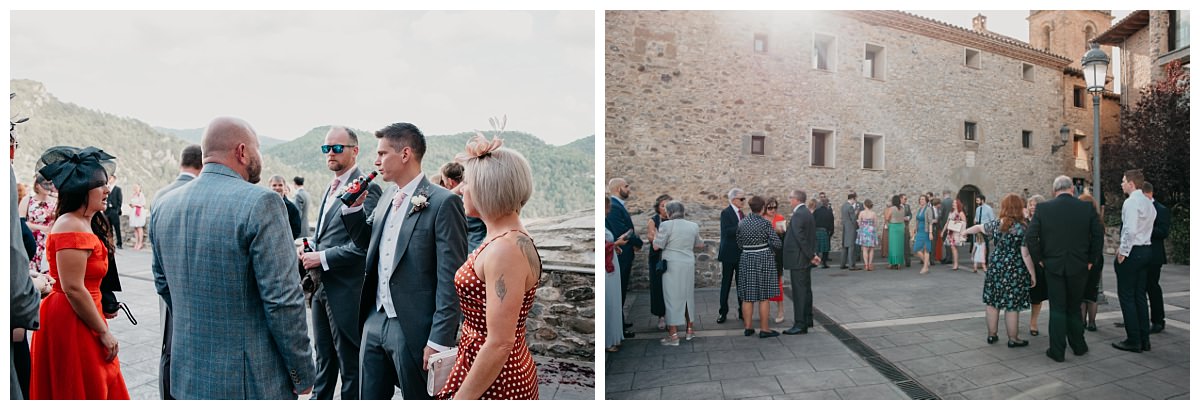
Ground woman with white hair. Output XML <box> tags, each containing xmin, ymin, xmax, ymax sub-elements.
<box><xmin>653</xmin><ymin>200</ymin><xmax>704</xmax><ymax>346</ymax></box>
<box><xmin>435</xmin><ymin>132</ymin><xmax>540</xmax><ymax>400</ymax></box>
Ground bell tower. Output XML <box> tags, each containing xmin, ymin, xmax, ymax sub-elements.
<box><xmin>1028</xmin><ymin>10</ymin><xmax>1115</xmax><ymax>70</ymax></box>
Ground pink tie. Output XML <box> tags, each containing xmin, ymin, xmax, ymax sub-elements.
<box><xmin>392</xmin><ymin>192</ymin><xmax>408</xmax><ymax>210</ymax></box>
<box><xmin>329</xmin><ymin>178</ymin><xmax>341</xmax><ymax>197</ymax></box>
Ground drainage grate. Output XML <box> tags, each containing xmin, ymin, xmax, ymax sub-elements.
<box><xmin>813</xmin><ymin>309</ymin><xmax>941</xmax><ymax>400</ymax></box>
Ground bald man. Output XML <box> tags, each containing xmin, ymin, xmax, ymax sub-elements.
<box><xmin>150</xmin><ymin>117</ymin><xmax>315</xmax><ymax>399</ymax></box>
<box><xmin>604</xmin><ymin>178</ymin><xmax>641</xmax><ymax>335</ymax></box>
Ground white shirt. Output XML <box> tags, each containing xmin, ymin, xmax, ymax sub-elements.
<box><xmin>1118</xmin><ymin>189</ymin><xmax>1156</xmax><ymax>257</ymax></box>
<box><xmin>316</xmin><ymin>169</ymin><xmax>360</xmax><ymax>271</ymax></box>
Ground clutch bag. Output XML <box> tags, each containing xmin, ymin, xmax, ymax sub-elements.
<box><xmin>426</xmin><ymin>347</ymin><xmax>459</xmax><ymax>396</ymax></box>
<box><xmin>655</xmin><ymin>258</ymin><xmax>668</xmax><ymax>274</ymax></box>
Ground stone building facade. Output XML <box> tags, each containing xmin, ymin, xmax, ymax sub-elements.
<box><xmin>1095</xmin><ymin>10</ymin><xmax>1190</xmax><ymax>107</ymax></box>
<box><xmin>606</xmin><ymin>10</ymin><xmax>1122</xmax><ymax>285</ymax></box>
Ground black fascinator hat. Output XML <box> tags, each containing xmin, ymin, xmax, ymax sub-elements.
<box><xmin>36</xmin><ymin>146</ymin><xmax>117</xmax><ymax>194</ymax></box>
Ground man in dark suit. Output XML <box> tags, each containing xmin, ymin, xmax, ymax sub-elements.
<box><xmin>343</xmin><ymin>122</ymin><xmax>465</xmax><ymax>399</ymax></box>
<box><xmin>839</xmin><ymin>193</ymin><xmax>860</xmax><ymax>270</ymax></box>
<box><xmin>605</xmin><ymin>178</ymin><xmax>642</xmax><ymax>333</ymax></box>
<box><xmin>1024</xmin><ymin>176</ymin><xmax>1103</xmax><ymax>362</ymax></box>
<box><xmin>150</xmin><ymin>144</ymin><xmax>201</xmax><ymax>400</ymax></box>
<box><xmin>782</xmin><ymin>189</ymin><xmax>820</xmax><ymax>335</ymax></box>
<box><xmin>716</xmin><ymin>187</ymin><xmax>745</xmax><ymax>323</ymax></box>
<box><xmin>938</xmin><ymin>190</ymin><xmax>954</xmax><ymax>264</ymax></box>
<box><xmin>105</xmin><ymin>174</ymin><xmax>123</xmax><ymax>248</ymax></box>
<box><xmin>813</xmin><ymin>195</ymin><xmax>834</xmax><ymax>269</ymax></box>
<box><xmin>299</xmin><ymin>126</ymin><xmax>381</xmax><ymax>400</ymax></box>
<box><xmin>1143</xmin><ymin>182</ymin><xmax>1170</xmax><ymax>334</ymax></box>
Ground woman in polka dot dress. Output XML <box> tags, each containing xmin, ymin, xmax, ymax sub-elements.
<box><xmin>435</xmin><ymin>129</ymin><xmax>541</xmax><ymax>400</ymax></box>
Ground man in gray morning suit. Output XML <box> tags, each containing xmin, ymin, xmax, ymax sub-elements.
<box><xmin>293</xmin><ymin>176</ymin><xmax>311</xmax><ymax>236</ymax></box>
<box><xmin>342</xmin><ymin>122</ymin><xmax>466</xmax><ymax>400</ymax></box>
<box><xmin>782</xmin><ymin>189</ymin><xmax>820</xmax><ymax>335</ymax></box>
<box><xmin>11</xmin><ymin>167</ymin><xmax>41</xmax><ymax>400</ymax></box>
<box><xmin>151</xmin><ymin>117</ymin><xmax>315</xmax><ymax>399</ymax></box>
<box><xmin>298</xmin><ymin>127</ymin><xmax>382</xmax><ymax>400</ymax></box>
<box><xmin>840</xmin><ymin>192</ymin><xmax>861</xmax><ymax>270</ymax></box>
<box><xmin>150</xmin><ymin>144</ymin><xmax>201</xmax><ymax>400</ymax></box>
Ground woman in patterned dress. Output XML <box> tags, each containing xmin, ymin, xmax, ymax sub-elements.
<box><xmin>436</xmin><ymin>134</ymin><xmax>539</xmax><ymax>400</ymax></box>
<box><xmin>736</xmin><ymin>196</ymin><xmax>782</xmax><ymax>338</ymax></box>
<box><xmin>856</xmin><ymin>199</ymin><xmax>878</xmax><ymax>271</ymax></box>
<box><xmin>940</xmin><ymin>199</ymin><xmax>967</xmax><ymax>271</ymax></box>
<box><xmin>19</xmin><ymin>174</ymin><xmax>57</xmax><ymax>274</ymax></box>
<box><xmin>962</xmin><ymin>194</ymin><xmax>1037</xmax><ymax>348</ymax></box>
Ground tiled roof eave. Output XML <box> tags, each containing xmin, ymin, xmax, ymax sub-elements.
<box><xmin>1093</xmin><ymin>10</ymin><xmax>1151</xmax><ymax>45</ymax></box>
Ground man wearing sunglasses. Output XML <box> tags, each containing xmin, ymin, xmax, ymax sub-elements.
<box><xmin>717</xmin><ymin>188</ymin><xmax>746</xmax><ymax>323</ymax></box>
<box><xmin>299</xmin><ymin>126</ymin><xmax>381</xmax><ymax>400</ymax></box>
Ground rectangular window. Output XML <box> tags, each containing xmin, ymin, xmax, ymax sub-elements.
<box><xmin>811</xmin><ymin>129</ymin><xmax>834</xmax><ymax>167</ymax></box>
<box><xmin>964</xmin><ymin>122</ymin><xmax>977</xmax><ymax>141</ymax></box>
<box><xmin>1170</xmin><ymin>10</ymin><xmax>1190</xmax><ymax>51</ymax></box>
<box><xmin>863</xmin><ymin>134</ymin><xmax>884</xmax><ymax>170</ymax></box>
<box><xmin>813</xmin><ymin>33</ymin><xmax>836</xmax><ymax>71</ymax></box>
<box><xmin>1074</xmin><ymin>134</ymin><xmax>1088</xmax><ymax>169</ymax></box>
<box><xmin>1022</xmin><ymin>63</ymin><xmax>1035</xmax><ymax>81</ymax></box>
<box><xmin>965</xmin><ymin>48</ymin><xmax>981</xmax><ymax>69</ymax></box>
<box><xmin>1022</xmin><ymin>130</ymin><xmax>1032</xmax><ymax>149</ymax></box>
<box><xmin>751</xmin><ymin>135</ymin><xmax>765</xmax><ymax>155</ymax></box>
<box><xmin>1073</xmin><ymin>86</ymin><xmax>1085</xmax><ymax>108</ymax></box>
<box><xmin>864</xmin><ymin>43</ymin><xmax>885</xmax><ymax>79</ymax></box>
<box><xmin>754</xmin><ymin>33</ymin><xmax>768</xmax><ymax>53</ymax></box>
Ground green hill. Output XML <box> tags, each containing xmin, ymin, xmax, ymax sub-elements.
<box><xmin>155</xmin><ymin>126</ymin><xmax>287</xmax><ymax>148</ymax></box>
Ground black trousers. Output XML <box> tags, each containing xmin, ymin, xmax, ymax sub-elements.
<box><xmin>12</xmin><ymin>337</ymin><xmax>31</xmax><ymax>400</ymax></box>
<box><xmin>718</xmin><ymin>262</ymin><xmax>740</xmax><ymax>316</ymax></box>
<box><xmin>648</xmin><ymin>252</ymin><xmax>666</xmax><ymax>317</ymax></box>
<box><xmin>107</xmin><ymin>212</ymin><xmax>122</xmax><ymax>246</ymax></box>
<box><xmin>1146</xmin><ymin>262</ymin><xmax>1165</xmax><ymax>325</ymax></box>
<box><xmin>789</xmin><ymin>267</ymin><xmax>814</xmax><ymax>328</ymax></box>
<box><xmin>159</xmin><ymin>300</ymin><xmax>174</xmax><ymax>399</ymax></box>
<box><xmin>1045</xmin><ymin>269</ymin><xmax>1088</xmax><ymax>357</ymax></box>
<box><xmin>1115</xmin><ymin>247</ymin><xmax>1152</xmax><ymax>346</ymax></box>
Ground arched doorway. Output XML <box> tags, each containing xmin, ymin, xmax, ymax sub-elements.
<box><xmin>957</xmin><ymin>185</ymin><xmax>982</xmax><ymax>225</ymax></box>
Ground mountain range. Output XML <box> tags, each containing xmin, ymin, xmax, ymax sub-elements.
<box><xmin>10</xmin><ymin>79</ymin><xmax>594</xmax><ymax>220</ymax></box>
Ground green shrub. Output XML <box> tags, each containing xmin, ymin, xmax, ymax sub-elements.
<box><xmin>1167</xmin><ymin>205</ymin><xmax>1188</xmax><ymax>265</ymax></box>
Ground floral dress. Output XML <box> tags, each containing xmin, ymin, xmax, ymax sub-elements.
<box><xmin>980</xmin><ymin>220</ymin><xmax>1031</xmax><ymax>312</ymax></box>
<box><xmin>26</xmin><ymin>196</ymin><xmax>56</xmax><ymax>274</ymax></box>
<box><xmin>856</xmin><ymin>217</ymin><xmax>877</xmax><ymax>247</ymax></box>
<box><xmin>944</xmin><ymin>211</ymin><xmax>966</xmax><ymax>246</ymax></box>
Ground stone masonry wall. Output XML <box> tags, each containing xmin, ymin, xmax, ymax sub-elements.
<box><xmin>607</xmin><ymin>11</ymin><xmax>1090</xmax><ymax>256</ymax></box>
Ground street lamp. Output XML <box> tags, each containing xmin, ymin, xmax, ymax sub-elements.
<box><xmin>1082</xmin><ymin>42</ymin><xmax>1110</xmax><ymax>305</ymax></box>
<box><xmin>1052</xmin><ymin>124</ymin><xmax>1070</xmax><ymax>153</ymax></box>
<box><xmin>1082</xmin><ymin>42</ymin><xmax>1109</xmax><ymax>206</ymax></box>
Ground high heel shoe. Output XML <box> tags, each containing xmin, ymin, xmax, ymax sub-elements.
<box><xmin>987</xmin><ymin>334</ymin><xmax>999</xmax><ymax>344</ymax></box>
<box><xmin>1008</xmin><ymin>339</ymin><xmax>1029</xmax><ymax>348</ymax></box>
<box><xmin>1030</xmin><ymin>329</ymin><xmax>1040</xmax><ymax>336</ymax></box>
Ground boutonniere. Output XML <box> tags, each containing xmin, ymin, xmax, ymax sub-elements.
<box><xmin>409</xmin><ymin>188</ymin><xmax>430</xmax><ymax>216</ymax></box>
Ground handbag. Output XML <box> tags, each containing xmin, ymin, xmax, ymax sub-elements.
<box><xmin>947</xmin><ymin>220</ymin><xmax>965</xmax><ymax>233</ymax></box>
<box><xmin>426</xmin><ymin>347</ymin><xmax>458</xmax><ymax>396</ymax></box>
<box><xmin>655</xmin><ymin>258</ymin><xmax>668</xmax><ymax>274</ymax></box>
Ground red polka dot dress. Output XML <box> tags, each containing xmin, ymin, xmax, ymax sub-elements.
<box><xmin>435</xmin><ymin>230</ymin><xmax>540</xmax><ymax>400</ymax></box>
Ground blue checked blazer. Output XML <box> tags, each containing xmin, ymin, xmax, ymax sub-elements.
<box><xmin>150</xmin><ymin>163</ymin><xmax>315</xmax><ymax>399</ymax></box>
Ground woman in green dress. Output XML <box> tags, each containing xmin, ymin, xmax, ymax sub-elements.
<box><xmin>883</xmin><ymin>195</ymin><xmax>905</xmax><ymax>269</ymax></box>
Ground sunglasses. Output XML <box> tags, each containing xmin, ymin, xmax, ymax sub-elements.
<box><xmin>735</xmin><ymin>197</ymin><xmax>746</xmax><ymax>201</ymax></box>
<box><xmin>321</xmin><ymin>144</ymin><xmax>356</xmax><ymax>154</ymax></box>
<box><xmin>766</xmin><ymin>206</ymin><xmax>777</xmax><ymax>210</ymax></box>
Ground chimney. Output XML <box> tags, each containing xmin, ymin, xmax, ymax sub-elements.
<box><xmin>972</xmin><ymin>13</ymin><xmax>988</xmax><ymax>32</ymax></box>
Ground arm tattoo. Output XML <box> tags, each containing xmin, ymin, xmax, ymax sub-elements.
<box><xmin>496</xmin><ymin>272</ymin><xmax>508</xmax><ymax>302</ymax></box>
<box><xmin>515</xmin><ymin>235</ymin><xmax>543</xmax><ymax>281</ymax></box>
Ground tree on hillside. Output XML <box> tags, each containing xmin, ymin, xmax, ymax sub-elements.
<box><xmin>1100</xmin><ymin>60</ymin><xmax>1189</xmax><ymax>262</ymax></box>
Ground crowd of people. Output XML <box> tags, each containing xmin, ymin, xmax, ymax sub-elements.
<box><xmin>9</xmin><ymin>115</ymin><xmax>544</xmax><ymax>400</ymax></box>
<box><xmin>604</xmin><ymin>173</ymin><xmax>1172</xmax><ymax>365</ymax></box>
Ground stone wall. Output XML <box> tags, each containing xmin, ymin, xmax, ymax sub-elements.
<box><xmin>607</xmin><ymin>11</ymin><xmax>1116</xmax><ymax>253</ymax></box>
<box><xmin>523</xmin><ymin>209</ymin><xmax>595</xmax><ymax>362</ymax></box>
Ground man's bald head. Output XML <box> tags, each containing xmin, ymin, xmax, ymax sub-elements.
<box><xmin>607</xmin><ymin>178</ymin><xmax>626</xmax><ymax>195</ymax></box>
<box><xmin>202</xmin><ymin>116</ymin><xmax>257</xmax><ymax>159</ymax></box>
<box><xmin>200</xmin><ymin>116</ymin><xmax>262</xmax><ymax>183</ymax></box>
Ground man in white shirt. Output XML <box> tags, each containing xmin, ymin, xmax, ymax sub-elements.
<box><xmin>1112</xmin><ymin>169</ymin><xmax>1157</xmax><ymax>353</ymax></box>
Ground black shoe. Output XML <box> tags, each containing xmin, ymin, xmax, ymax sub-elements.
<box><xmin>1150</xmin><ymin>323</ymin><xmax>1165</xmax><ymax>334</ymax></box>
<box><xmin>1114</xmin><ymin>322</ymin><xmax>1125</xmax><ymax>328</ymax></box>
<box><xmin>624</xmin><ymin>322</ymin><xmax>633</xmax><ymax>329</ymax></box>
<box><xmin>623</xmin><ymin>331</ymin><xmax>636</xmax><ymax>338</ymax></box>
<box><xmin>716</xmin><ymin>315</ymin><xmax>727</xmax><ymax>324</ymax></box>
<box><xmin>744</xmin><ymin>329</ymin><xmax>756</xmax><ymax>337</ymax></box>
<box><xmin>1030</xmin><ymin>329</ymin><xmax>1039</xmax><ymax>336</ymax></box>
<box><xmin>1112</xmin><ymin>341</ymin><xmax>1142</xmax><ymax>353</ymax></box>
<box><xmin>987</xmin><ymin>335</ymin><xmax>999</xmax><ymax>344</ymax></box>
<box><xmin>840</xmin><ymin>265</ymin><xmax>848</xmax><ymax>270</ymax></box>
<box><xmin>1046</xmin><ymin>349</ymin><xmax>1065</xmax><ymax>363</ymax></box>
<box><xmin>1142</xmin><ymin>342</ymin><xmax>1151</xmax><ymax>352</ymax></box>
<box><xmin>1073</xmin><ymin>346</ymin><xmax>1089</xmax><ymax>356</ymax></box>
<box><xmin>783</xmin><ymin>326</ymin><xmax>808</xmax><ymax>335</ymax></box>
<box><xmin>1086</xmin><ymin>324</ymin><xmax>1098</xmax><ymax>332</ymax></box>
<box><xmin>1008</xmin><ymin>339</ymin><xmax>1029</xmax><ymax>348</ymax></box>
<box><xmin>848</xmin><ymin>266</ymin><xmax>862</xmax><ymax>271</ymax></box>
<box><xmin>759</xmin><ymin>330</ymin><xmax>780</xmax><ymax>338</ymax></box>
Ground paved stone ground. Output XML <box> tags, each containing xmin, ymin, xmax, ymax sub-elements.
<box><xmin>106</xmin><ymin>249</ymin><xmax>593</xmax><ymax>400</ymax></box>
<box><xmin>607</xmin><ymin>254</ymin><xmax>1189</xmax><ymax>400</ymax></box>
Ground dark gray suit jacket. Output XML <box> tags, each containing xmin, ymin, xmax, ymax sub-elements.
<box><xmin>344</xmin><ymin>176</ymin><xmax>466</xmax><ymax>351</ymax></box>
<box><xmin>11</xmin><ymin>168</ymin><xmax>40</xmax><ymax>400</ymax></box>
<box><xmin>294</xmin><ymin>187</ymin><xmax>311</xmax><ymax>236</ymax></box>
<box><xmin>313</xmin><ymin>167</ymin><xmax>381</xmax><ymax>330</ymax></box>
<box><xmin>782</xmin><ymin>205</ymin><xmax>816</xmax><ymax>270</ymax></box>
<box><xmin>840</xmin><ymin>202</ymin><xmax>858</xmax><ymax>247</ymax></box>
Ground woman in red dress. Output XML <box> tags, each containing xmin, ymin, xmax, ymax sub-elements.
<box><xmin>436</xmin><ymin>130</ymin><xmax>540</xmax><ymax>400</ymax></box>
<box><xmin>29</xmin><ymin>146</ymin><xmax>129</xmax><ymax>400</ymax></box>
<box><xmin>763</xmin><ymin>197</ymin><xmax>786</xmax><ymax>323</ymax></box>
